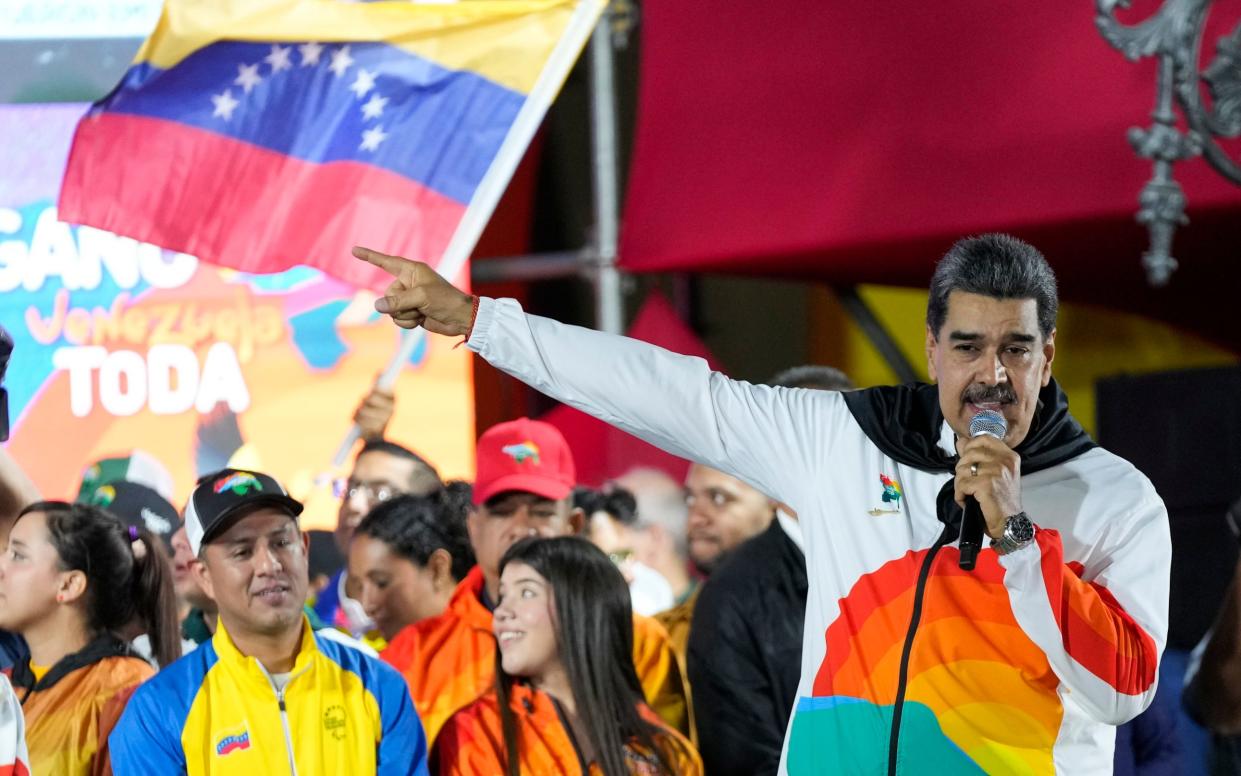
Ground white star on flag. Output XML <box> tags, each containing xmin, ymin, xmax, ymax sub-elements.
<box><xmin>234</xmin><ymin>63</ymin><xmax>262</xmax><ymax>94</ymax></box>
<box><xmin>360</xmin><ymin>125</ymin><xmax>388</xmax><ymax>152</ymax></box>
<box><xmin>265</xmin><ymin>44</ymin><xmax>293</xmax><ymax>73</ymax></box>
<box><xmin>211</xmin><ymin>90</ymin><xmax>239</xmax><ymax>121</ymax></box>
<box><xmin>298</xmin><ymin>42</ymin><xmax>324</xmax><ymax>67</ymax></box>
<box><xmin>350</xmin><ymin>69</ymin><xmax>377</xmax><ymax>99</ymax></box>
<box><xmin>329</xmin><ymin>46</ymin><xmax>354</xmax><ymax>78</ymax></box>
<box><xmin>361</xmin><ymin>94</ymin><xmax>388</xmax><ymax>120</ymax></box>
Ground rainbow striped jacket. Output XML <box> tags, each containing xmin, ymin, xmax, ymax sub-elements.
<box><xmin>465</xmin><ymin>296</ymin><xmax>1171</xmax><ymax>776</ymax></box>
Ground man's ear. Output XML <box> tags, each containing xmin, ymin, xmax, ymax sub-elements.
<box><xmin>925</xmin><ymin>325</ymin><xmax>939</xmax><ymax>382</ymax></box>
<box><xmin>466</xmin><ymin>507</ymin><xmax>483</xmax><ymax>549</ymax></box>
<box><xmin>567</xmin><ymin>507</ymin><xmax>586</xmax><ymax>537</ymax></box>
<box><xmin>1041</xmin><ymin>329</ymin><xmax>1056</xmax><ymax>387</ymax></box>
<box><xmin>190</xmin><ymin>555</ymin><xmax>215</xmax><ymax>601</ymax></box>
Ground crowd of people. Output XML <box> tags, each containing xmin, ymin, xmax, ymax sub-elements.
<box><xmin>1</xmin><ymin>233</ymin><xmax>1235</xmax><ymax>774</ymax></box>
<box><xmin>0</xmin><ymin>363</ymin><xmax>838</xmax><ymax>774</ymax></box>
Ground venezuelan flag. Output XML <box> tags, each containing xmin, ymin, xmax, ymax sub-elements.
<box><xmin>58</xmin><ymin>0</ymin><xmax>604</xmax><ymax>290</ymax></box>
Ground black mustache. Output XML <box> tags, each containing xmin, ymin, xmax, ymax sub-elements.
<box><xmin>961</xmin><ymin>385</ymin><xmax>1016</xmax><ymax>405</ymax></box>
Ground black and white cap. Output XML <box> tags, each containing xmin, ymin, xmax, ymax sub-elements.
<box><xmin>85</xmin><ymin>480</ymin><xmax>179</xmax><ymax>551</ymax></box>
<box><xmin>184</xmin><ymin>469</ymin><xmax>303</xmax><ymax>555</ymax></box>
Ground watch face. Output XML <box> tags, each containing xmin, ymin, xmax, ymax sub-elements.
<box><xmin>1008</xmin><ymin>514</ymin><xmax>1035</xmax><ymax>544</ymax></box>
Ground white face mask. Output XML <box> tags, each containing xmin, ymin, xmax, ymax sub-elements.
<box><xmin>626</xmin><ymin>561</ymin><xmax>674</xmax><ymax>616</ymax></box>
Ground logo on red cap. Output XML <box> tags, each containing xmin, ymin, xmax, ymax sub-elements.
<box><xmin>474</xmin><ymin>419</ymin><xmax>575</xmax><ymax>506</ymax></box>
<box><xmin>501</xmin><ymin>441</ymin><xmax>541</xmax><ymax>466</ymax></box>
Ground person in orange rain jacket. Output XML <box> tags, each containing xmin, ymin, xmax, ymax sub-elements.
<box><xmin>383</xmin><ymin>419</ymin><xmax>690</xmax><ymax>747</ymax></box>
<box><xmin>0</xmin><ymin>501</ymin><xmax>179</xmax><ymax>776</ymax></box>
<box><xmin>435</xmin><ymin>536</ymin><xmax>701</xmax><ymax>776</ymax></box>
<box><xmin>347</xmin><ymin>482</ymin><xmax>476</xmax><ymax>643</ymax></box>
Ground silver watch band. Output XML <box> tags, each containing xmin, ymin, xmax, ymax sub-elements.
<box><xmin>990</xmin><ymin>512</ymin><xmax>1035</xmax><ymax>556</ymax></box>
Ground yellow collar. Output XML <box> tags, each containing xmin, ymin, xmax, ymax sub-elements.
<box><xmin>211</xmin><ymin>615</ymin><xmax>318</xmax><ymax>688</ymax></box>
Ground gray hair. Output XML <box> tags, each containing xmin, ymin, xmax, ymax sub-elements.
<box><xmin>926</xmin><ymin>233</ymin><xmax>1059</xmax><ymax>339</ymax></box>
<box><xmin>611</xmin><ymin>467</ymin><xmax>689</xmax><ymax>560</ymax></box>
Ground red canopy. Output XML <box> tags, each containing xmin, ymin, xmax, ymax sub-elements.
<box><xmin>619</xmin><ymin>1</ymin><xmax>1241</xmax><ymax>349</ymax></box>
<box><xmin>542</xmin><ymin>291</ymin><xmax>721</xmax><ymax>485</ymax></box>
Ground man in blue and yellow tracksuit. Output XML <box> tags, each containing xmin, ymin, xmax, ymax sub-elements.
<box><xmin>109</xmin><ymin>469</ymin><xmax>427</xmax><ymax>775</ymax></box>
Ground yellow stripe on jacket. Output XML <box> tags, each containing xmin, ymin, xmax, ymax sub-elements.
<box><xmin>109</xmin><ymin>617</ymin><xmax>427</xmax><ymax>776</ymax></box>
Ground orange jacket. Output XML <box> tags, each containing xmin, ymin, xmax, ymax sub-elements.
<box><xmin>9</xmin><ymin>636</ymin><xmax>152</xmax><ymax>776</ymax></box>
<box><xmin>434</xmin><ymin>682</ymin><xmax>702</xmax><ymax>776</ymax></box>
<box><xmin>382</xmin><ymin>566</ymin><xmax>689</xmax><ymax>747</ymax></box>
<box><xmin>652</xmin><ymin>586</ymin><xmax>700</xmax><ymax>745</ymax></box>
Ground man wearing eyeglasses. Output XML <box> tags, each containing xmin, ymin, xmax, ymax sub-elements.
<box><xmin>314</xmin><ymin>436</ymin><xmax>443</xmax><ymax>642</ymax></box>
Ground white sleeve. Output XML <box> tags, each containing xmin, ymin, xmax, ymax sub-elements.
<box><xmin>0</xmin><ymin>675</ymin><xmax>29</xmax><ymax>775</ymax></box>
<box><xmin>467</xmin><ymin>296</ymin><xmax>842</xmax><ymax>504</ymax></box>
<box><xmin>999</xmin><ymin>495</ymin><xmax>1170</xmax><ymax>725</ymax></box>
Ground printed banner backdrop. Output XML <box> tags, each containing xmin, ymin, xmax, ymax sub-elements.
<box><xmin>1</xmin><ymin>103</ymin><xmax>475</xmax><ymax>528</ymax></box>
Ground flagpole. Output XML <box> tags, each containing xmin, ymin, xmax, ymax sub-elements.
<box><xmin>327</xmin><ymin>0</ymin><xmax>607</xmax><ymax>472</ymax></box>
<box><xmin>588</xmin><ymin>1</ymin><xmax>624</xmax><ymax>336</ymax></box>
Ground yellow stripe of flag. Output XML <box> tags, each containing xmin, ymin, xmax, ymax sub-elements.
<box><xmin>138</xmin><ymin>0</ymin><xmax>594</xmax><ymax>95</ymax></box>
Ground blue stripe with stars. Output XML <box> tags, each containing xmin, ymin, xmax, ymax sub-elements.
<box><xmin>99</xmin><ymin>40</ymin><xmax>526</xmax><ymax>206</ymax></box>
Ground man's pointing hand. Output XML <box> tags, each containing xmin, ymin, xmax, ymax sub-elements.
<box><xmin>353</xmin><ymin>246</ymin><xmax>475</xmax><ymax>337</ymax></box>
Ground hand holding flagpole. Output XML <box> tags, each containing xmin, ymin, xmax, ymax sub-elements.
<box><xmin>327</xmin><ymin>248</ymin><xmax>475</xmax><ymax>470</ymax></box>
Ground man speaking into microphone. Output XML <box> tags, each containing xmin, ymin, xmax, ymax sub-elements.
<box><xmin>356</xmin><ymin>234</ymin><xmax>1169</xmax><ymax>775</ymax></box>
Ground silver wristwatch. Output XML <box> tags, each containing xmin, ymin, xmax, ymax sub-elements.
<box><xmin>990</xmin><ymin>512</ymin><xmax>1035</xmax><ymax>556</ymax></box>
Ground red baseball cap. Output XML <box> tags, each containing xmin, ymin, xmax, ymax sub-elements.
<box><xmin>473</xmin><ymin>418</ymin><xmax>576</xmax><ymax>506</ymax></box>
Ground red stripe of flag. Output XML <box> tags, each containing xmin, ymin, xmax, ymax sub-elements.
<box><xmin>59</xmin><ymin>113</ymin><xmax>466</xmax><ymax>290</ymax></box>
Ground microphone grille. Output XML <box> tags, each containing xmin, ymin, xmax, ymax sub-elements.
<box><xmin>969</xmin><ymin>410</ymin><xmax>1008</xmax><ymax>439</ymax></box>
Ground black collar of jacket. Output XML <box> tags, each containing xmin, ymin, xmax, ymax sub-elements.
<box><xmin>12</xmin><ymin>633</ymin><xmax>138</xmax><ymax>698</ymax></box>
<box><xmin>841</xmin><ymin>377</ymin><xmax>1096</xmax><ymax>476</ymax></box>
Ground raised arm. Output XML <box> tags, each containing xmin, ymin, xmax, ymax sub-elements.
<box><xmin>0</xmin><ymin>448</ymin><xmax>39</xmax><ymax>546</ymax></box>
<box><xmin>354</xmin><ymin>247</ymin><xmax>842</xmax><ymax>505</ymax></box>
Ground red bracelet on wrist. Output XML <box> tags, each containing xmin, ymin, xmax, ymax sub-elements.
<box><xmin>464</xmin><ymin>295</ymin><xmax>481</xmax><ymax>340</ymax></box>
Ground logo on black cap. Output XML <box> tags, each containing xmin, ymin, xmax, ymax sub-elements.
<box><xmin>212</xmin><ymin>472</ymin><xmax>263</xmax><ymax>496</ymax></box>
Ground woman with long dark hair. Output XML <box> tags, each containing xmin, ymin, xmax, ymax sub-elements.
<box><xmin>348</xmin><ymin>482</ymin><xmax>475</xmax><ymax>642</ymax></box>
<box><xmin>0</xmin><ymin>500</ymin><xmax>179</xmax><ymax>775</ymax></box>
<box><xmin>435</xmin><ymin>536</ymin><xmax>701</xmax><ymax>776</ymax></box>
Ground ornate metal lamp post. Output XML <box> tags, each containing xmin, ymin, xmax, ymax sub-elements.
<box><xmin>1096</xmin><ymin>0</ymin><xmax>1241</xmax><ymax>286</ymax></box>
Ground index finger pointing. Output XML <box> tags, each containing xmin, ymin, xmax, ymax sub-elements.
<box><xmin>353</xmin><ymin>246</ymin><xmax>413</xmax><ymax>276</ymax></box>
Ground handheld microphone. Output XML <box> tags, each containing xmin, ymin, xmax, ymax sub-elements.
<box><xmin>958</xmin><ymin>409</ymin><xmax>1007</xmax><ymax>571</ymax></box>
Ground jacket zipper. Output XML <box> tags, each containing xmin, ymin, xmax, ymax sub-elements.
<box><xmin>553</xmin><ymin>697</ymin><xmax>591</xmax><ymax>774</ymax></box>
<box><xmin>260</xmin><ymin>662</ymin><xmax>310</xmax><ymax>776</ymax></box>
<box><xmin>887</xmin><ymin>524</ymin><xmax>953</xmax><ymax>776</ymax></box>
<box><xmin>277</xmin><ymin>691</ymin><xmax>298</xmax><ymax>776</ymax></box>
